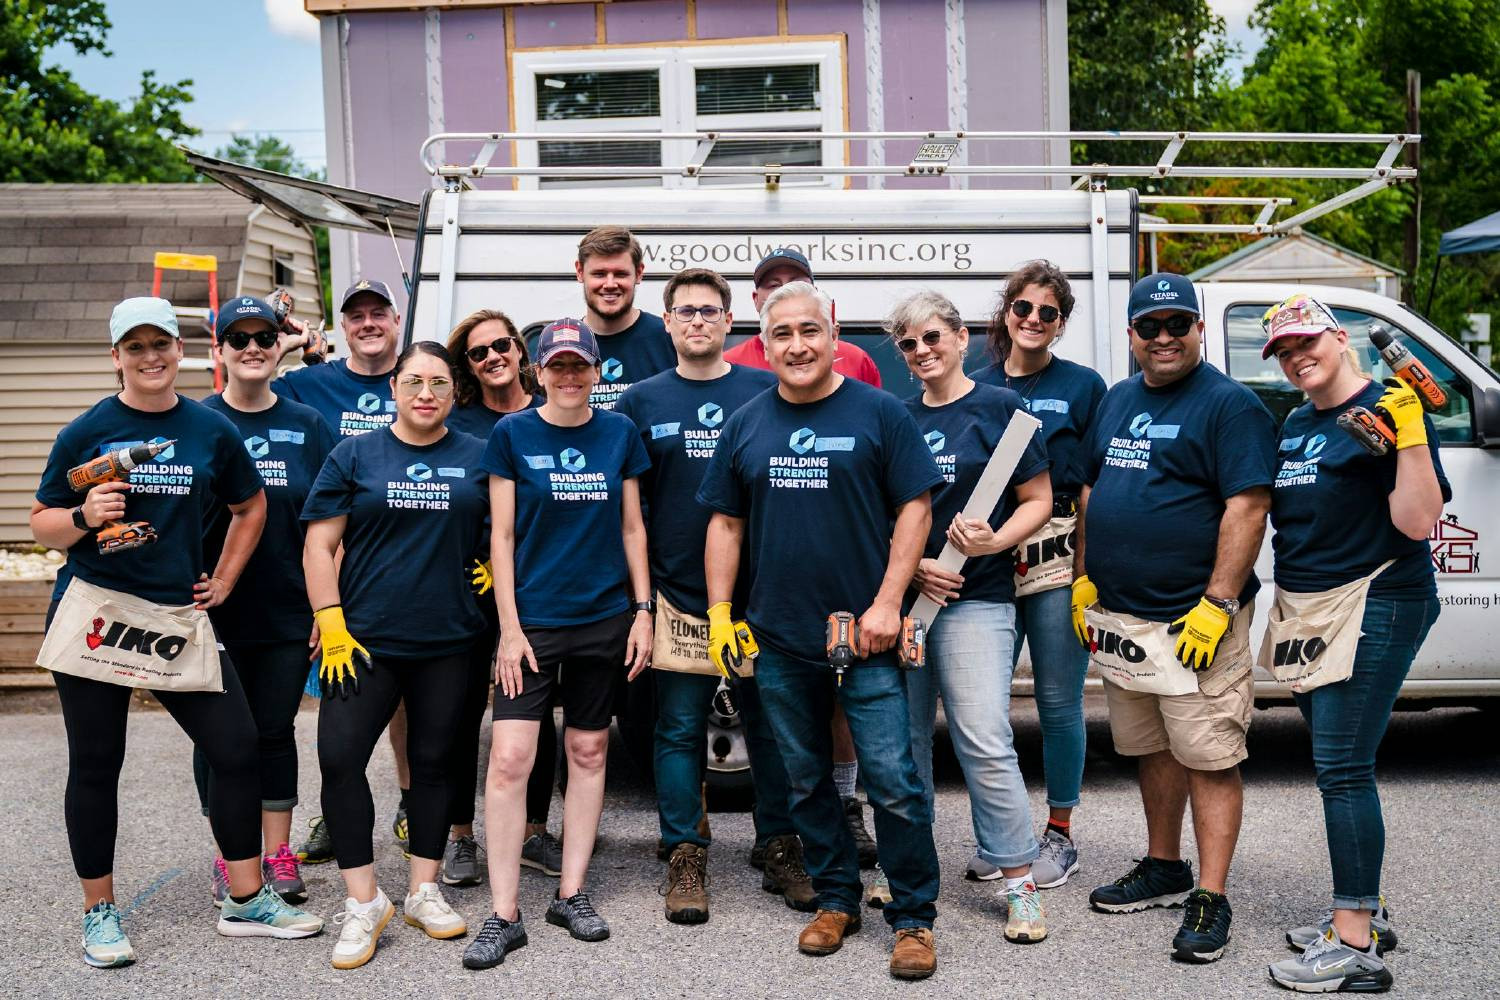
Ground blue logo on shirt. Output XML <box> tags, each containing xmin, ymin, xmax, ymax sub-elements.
<box><xmin>789</xmin><ymin>427</ymin><xmax>816</xmax><ymax>455</ymax></box>
<box><xmin>561</xmin><ymin>448</ymin><xmax>587</xmax><ymax>472</ymax></box>
<box><xmin>406</xmin><ymin>463</ymin><xmax>432</xmax><ymax>482</ymax></box>
<box><xmin>698</xmin><ymin>403</ymin><xmax>723</xmax><ymax>428</ymax></box>
<box><xmin>149</xmin><ymin>437</ymin><xmax>174</xmax><ymax>462</ymax></box>
<box><xmin>268</xmin><ymin>428</ymin><xmax>305</xmax><ymax>445</ymax></box>
<box><xmin>651</xmin><ymin>422</ymin><xmax>681</xmax><ymax>439</ymax></box>
<box><xmin>524</xmin><ymin>454</ymin><xmax>556</xmax><ymax>469</ymax></box>
<box><xmin>357</xmin><ymin>393</ymin><xmax>382</xmax><ymax>414</ymax></box>
<box><xmin>1130</xmin><ymin>412</ymin><xmax>1153</xmax><ymax>437</ymax></box>
<box><xmin>1305</xmin><ymin>434</ymin><xmax>1327</xmax><ymax>458</ymax></box>
<box><xmin>1130</xmin><ymin>412</ymin><xmax>1180</xmax><ymax>439</ymax></box>
<box><xmin>602</xmin><ymin>358</ymin><xmax>623</xmax><ymax>382</ymax></box>
<box><xmin>924</xmin><ymin>430</ymin><xmax>946</xmax><ymax>453</ymax></box>
<box><xmin>244</xmin><ymin>436</ymin><xmax>270</xmax><ymax>459</ymax></box>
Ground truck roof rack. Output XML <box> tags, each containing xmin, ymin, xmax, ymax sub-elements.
<box><xmin>418</xmin><ymin>129</ymin><xmax>1416</xmax><ymax>237</ymax></box>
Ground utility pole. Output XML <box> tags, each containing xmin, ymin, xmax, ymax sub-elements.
<box><xmin>1403</xmin><ymin>69</ymin><xmax>1420</xmax><ymax>308</ymax></box>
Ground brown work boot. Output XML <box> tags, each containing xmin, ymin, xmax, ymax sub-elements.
<box><xmin>761</xmin><ymin>834</ymin><xmax>817</xmax><ymax>912</ymax></box>
<box><xmin>889</xmin><ymin>927</ymin><xmax>937</xmax><ymax>980</ymax></box>
<box><xmin>798</xmin><ymin>909</ymin><xmax>861</xmax><ymax>955</ymax></box>
<box><xmin>662</xmin><ymin>843</ymin><xmax>709</xmax><ymax>925</ymax></box>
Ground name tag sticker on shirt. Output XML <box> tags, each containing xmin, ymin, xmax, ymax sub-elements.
<box><xmin>1029</xmin><ymin>398</ymin><xmax>1070</xmax><ymax>414</ymax></box>
<box><xmin>1145</xmin><ymin>424</ymin><xmax>1180</xmax><ymax>439</ymax></box>
<box><xmin>524</xmin><ymin>454</ymin><xmax>556</xmax><ymax>470</ymax></box>
<box><xmin>384</xmin><ymin>401</ymin><xmax>398</xmax><ymax>413</ymax></box>
<box><xmin>1279</xmin><ymin>435</ymin><xmax>1304</xmax><ymax>453</ymax></box>
<box><xmin>651</xmin><ymin>422</ymin><xmax>681</xmax><ymax>439</ymax></box>
<box><xmin>814</xmin><ymin>436</ymin><xmax>856</xmax><ymax>453</ymax></box>
<box><xmin>268</xmin><ymin>428</ymin><xmax>305</xmax><ymax>445</ymax></box>
<box><xmin>437</xmin><ymin>467</ymin><xmax>467</xmax><ymax>478</ymax></box>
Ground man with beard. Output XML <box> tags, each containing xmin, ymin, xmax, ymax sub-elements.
<box><xmin>575</xmin><ymin>226</ymin><xmax>676</xmax><ymax>411</ymax></box>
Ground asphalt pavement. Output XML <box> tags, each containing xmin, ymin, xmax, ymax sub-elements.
<box><xmin>3</xmin><ymin>690</ymin><xmax>1496</xmax><ymax>1000</ymax></box>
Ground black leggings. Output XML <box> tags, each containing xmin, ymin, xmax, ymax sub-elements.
<box><xmin>319</xmin><ymin>650</ymin><xmax>468</xmax><ymax>868</ymax></box>
<box><xmin>192</xmin><ymin>639</ymin><xmax>309</xmax><ymax>817</ymax></box>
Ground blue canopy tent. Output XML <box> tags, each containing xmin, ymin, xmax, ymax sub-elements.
<box><xmin>1428</xmin><ymin>209</ymin><xmax>1500</xmax><ymax>312</ymax></box>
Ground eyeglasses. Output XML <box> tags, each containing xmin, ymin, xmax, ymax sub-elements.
<box><xmin>669</xmin><ymin>305</ymin><xmax>725</xmax><ymax>323</ymax></box>
<box><xmin>1010</xmin><ymin>300</ymin><xmax>1060</xmax><ymax>324</ymax></box>
<box><xmin>222</xmin><ymin>329</ymin><xmax>279</xmax><ymax>351</ymax></box>
<box><xmin>1132</xmin><ymin>315</ymin><xmax>1196</xmax><ymax>339</ymax></box>
<box><xmin>465</xmin><ymin>338</ymin><xmax>518</xmax><ymax>363</ymax></box>
<box><xmin>395</xmin><ymin>375</ymin><xmax>454</xmax><ymax>399</ymax></box>
<box><xmin>896</xmin><ymin>330</ymin><xmax>945</xmax><ymax>354</ymax></box>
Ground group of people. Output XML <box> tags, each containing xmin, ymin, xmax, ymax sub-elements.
<box><xmin>33</xmin><ymin>224</ymin><xmax>1442</xmax><ymax>993</ymax></box>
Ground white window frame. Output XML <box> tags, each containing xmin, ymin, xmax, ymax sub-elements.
<box><xmin>512</xmin><ymin>41</ymin><xmax>845</xmax><ymax>190</ymax></box>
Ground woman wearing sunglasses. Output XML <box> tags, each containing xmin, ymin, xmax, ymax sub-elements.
<box><xmin>446</xmin><ymin>309</ymin><xmax>542</xmax><ymax>439</ymax></box>
<box><xmin>193</xmin><ymin>298</ymin><xmax>336</xmax><ymax>908</ymax></box>
<box><xmin>974</xmin><ymin>260</ymin><xmax>1106</xmax><ymax>889</ymax></box>
<box><xmin>892</xmin><ymin>290</ymin><xmax>1055</xmax><ymax>943</ymax></box>
<box><xmin>301</xmin><ymin>341</ymin><xmax>490</xmax><ymax>970</ymax></box>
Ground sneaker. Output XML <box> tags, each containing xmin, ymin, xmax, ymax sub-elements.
<box><xmin>662</xmin><ymin>843</ymin><xmax>710</xmax><ymax>925</ymax></box>
<box><xmin>262</xmin><ymin>843</ymin><xmax>307</xmax><ymax>903</ymax></box>
<box><xmin>521</xmin><ymin>830</ymin><xmax>563</xmax><ymax>877</ymax></box>
<box><xmin>1031</xmin><ymin>829</ymin><xmax>1080</xmax><ymax>889</ymax></box>
<box><xmin>331</xmin><ymin>892</ymin><xmax>395</xmax><ymax>970</ymax></box>
<box><xmin>82</xmin><ymin>900</ymin><xmax>135</xmax><ymax>969</ymax></box>
<box><xmin>843</xmin><ymin>796</ymin><xmax>878</xmax><ymax>869</ymax></box>
<box><xmin>1171</xmin><ymin>888</ymin><xmax>1233</xmax><ymax>963</ymax></box>
<box><xmin>1286</xmin><ymin>899</ymin><xmax>1399</xmax><ymax>955</ymax></box>
<box><xmin>217</xmin><ymin>882</ymin><xmax>325</xmax><ymax>939</ymax></box>
<box><xmin>462</xmin><ymin>911</ymin><xmax>529</xmax><ymax>970</ymax></box>
<box><xmin>1089</xmin><ymin>856</ymin><xmax>1194</xmax><ymax>913</ymax></box>
<box><xmin>1269</xmin><ymin>927</ymin><xmax>1392</xmax><ymax>993</ymax></box>
<box><xmin>1004</xmin><ymin>879</ymin><xmax>1048</xmax><ymax>943</ymax></box>
<box><xmin>546</xmin><ymin>890</ymin><xmax>610</xmax><ymax>942</ymax></box>
<box><xmin>748</xmin><ymin>840</ymin><xmax>768</xmax><ymax>870</ymax></box>
<box><xmin>865</xmin><ymin>867</ymin><xmax>892</xmax><ymax>909</ymax></box>
<box><xmin>403</xmin><ymin>882</ymin><xmax>467</xmax><ymax>939</ymax></box>
<box><xmin>442</xmin><ymin>835</ymin><xmax>483</xmax><ymax>887</ymax></box>
<box><xmin>965</xmin><ymin>853</ymin><xmax>1002</xmax><ymax>882</ymax></box>
<box><xmin>392</xmin><ymin>804</ymin><xmax>408</xmax><ymax>844</ymax></box>
<box><xmin>211</xmin><ymin>856</ymin><xmax>230</xmax><ymax>909</ymax></box>
<box><xmin>297</xmin><ymin>816</ymin><xmax>334</xmax><ymax>865</ymax></box>
<box><xmin>760</xmin><ymin>834</ymin><xmax>816</xmax><ymax>912</ymax></box>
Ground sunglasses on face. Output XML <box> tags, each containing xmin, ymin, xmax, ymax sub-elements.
<box><xmin>465</xmin><ymin>338</ymin><xmax>518</xmax><ymax>363</ymax></box>
<box><xmin>669</xmin><ymin>304</ymin><xmax>725</xmax><ymax>323</ymax></box>
<box><xmin>395</xmin><ymin>375</ymin><xmax>454</xmax><ymax>399</ymax></box>
<box><xmin>1010</xmin><ymin>299</ymin><xmax>1060</xmax><ymax>324</ymax></box>
<box><xmin>1132</xmin><ymin>315</ymin><xmax>1196</xmax><ymax>339</ymax></box>
<box><xmin>223</xmin><ymin>329</ymin><xmax>279</xmax><ymax>351</ymax></box>
<box><xmin>896</xmin><ymin>330</ymin><xmax>946</xmax><ymax>354</ymax></box>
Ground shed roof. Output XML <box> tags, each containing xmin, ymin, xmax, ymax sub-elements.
<box><xmin>1189</xmin><ymin>231</ymin><xmax>1403</xmax><ymax>282</ymax></box>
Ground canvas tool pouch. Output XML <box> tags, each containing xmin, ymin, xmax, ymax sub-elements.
<box><xmin>1013</xmin><ymin>510</ymin><xmax>1077</xmax><ymax>597</ymax></box>
<box><xmin>1259</xmin><ymin>560</ymin><xmax>1393</xmax><ymax>694</ymax></box>
<box><xmin>1083</xmin><ymin>605</ymin><xmax>1200</xmax><ymax>696</ymax></box>
<box><xmin>652</xmin><ymin>593</ymin><xmax>751</xmax><ymax>677</ymax></box>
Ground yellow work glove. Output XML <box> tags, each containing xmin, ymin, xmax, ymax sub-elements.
<box><xmin>314</xmin><ymin>605</ymin><xmax>373</xmax><ymax>700</ymax></box>
<box><xmin>1070</xmin><ymin>575</ymin><xmax>1098</xmax><ymax>648</ymax></box>
<box><xmin>1375</xmin><ymin>377</ymin><xmax>1427</xmax><ymax>450</ymax></box>
<box><xmin>707</xmin><ymin>602</ymin><xmax>744</xmax><ymax>681</ymax></box>
<box><xmin>470</xmin><ymin>558</ymin><xmax>494</xmax><ymax>595</ymax></box>
<box><xmin>1166</xmin><ymin>597</ymin><xmax>1231</xmax><ymax>672</ymax></box>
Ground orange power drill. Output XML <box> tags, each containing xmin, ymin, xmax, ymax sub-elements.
<box><xmin>67</xmin><ymin>439</ymin><xmax>176</xmax><ymax>554</ymax></box>
<box><xmin>1338</xmin><ymin>327</ymin><xmax>1448</xmax><ymax>456</ymax></box>
<box><xmin>267</xmin><ymin>286</ymin><xmax>329</xmax><ymax>365</ymax></box>
<box><xmin>826</xmin><ymin>612</ymin><xmax>926</xmax><ymax>686</ymax></box>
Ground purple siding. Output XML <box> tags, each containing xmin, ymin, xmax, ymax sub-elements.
<box><xmin>786</xmin><ymin>0</ymin><xmax>869</xmax><ymax>182</ymax></box>
<box><xmin>879</xmin><ymin>3</ymin><xmax>948</xmax><ymax>189</ymax></box>
<box><xmin>440</xmin><ymin>10</ymin><xmax>507</xmax><ymax>133</ymax></box>
<box><xmin>964</xmin><ymin>0</ymin><xmax>1046</xmax><ymax>188</ymax></box>
<box><xmin>512</xmin><ymin>2</ymin><xmax>596</xmax><ymax>48</ymax></box>
<box><xmin>605</xmin><ymin>0</ymin><xmax>689</xmax><ymax>43</ymax></box>
<box><xmin>696</xmin><ymin>0</ymin><xmax>777</xmax><ymax>39</ymax></box>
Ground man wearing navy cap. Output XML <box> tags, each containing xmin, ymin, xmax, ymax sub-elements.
<box><xmin>1069</xmin><ymin>272</ymin><xmax>1276</xmax><ymax>964</ymax></box>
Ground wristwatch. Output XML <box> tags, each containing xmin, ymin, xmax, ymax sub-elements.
<box><xmin>1205</xmin><ymin>595</ymin><xmax>1241</xmax><ymax>617</ymax></box>
<box><xmin>631</xmin><ymin>599</ymin><xmax>656</xmax><ymax>616</ymax></box>
<box><xmin>72</xmin><ymin>506</ymin><xmax>90</xmax><ymax>531</ymax></box>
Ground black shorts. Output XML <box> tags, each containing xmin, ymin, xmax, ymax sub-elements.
<box><xmin>492</xmin><ymin>611</ymin><xmax>631</xmax><ymax>731</ymax></box>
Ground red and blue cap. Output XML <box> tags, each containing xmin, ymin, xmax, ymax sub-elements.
<box><xmin>536</xmin><ymin>317</ymin><xmax>600</xmax><ymax>366</ymax></box>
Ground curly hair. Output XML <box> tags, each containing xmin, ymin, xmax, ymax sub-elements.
<box><xmin>987</xmin><ymin>260</ymin><xmax>1075</xmax><ymax>363</ymax></box>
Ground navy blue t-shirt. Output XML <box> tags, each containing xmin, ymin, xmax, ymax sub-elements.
<box><xmin>481</xmin><ymin>408</ymin><xmax>651</xmax><ymax>627</ymax></box>
<box><xmin>974</xmin><ymin>356</ymin><xmax>1106</xmax><ymax>494</ymax></box>
<box><xmin>1078</xmin><ymin>363</ymin><xmax>1278</xmax><ymax>620</ymax></box>
<box><xmin>588</xmin><ymin>311</ymin><xmax>675</xmax><ymax>411</ymax></box>
<box><xmin>906</xmin><ymin>382</ymin><xmax>1050</xmax><ymax>605</ymax></box>
<box><xmin>201</xmin><ymin>396</ymin><xmax>334</xmax><ymax>644</ymax></box>
<box><xmin>37</xmin><ymin>395</ymin><xmax>263</xmax><ymax>606</ymax></box>
<box><xmin>447</xmin><ymin>396</ymin><xmax>541</xmax><ymax>442</ymax></box>
<box><xmin>616</xmin><ymin>365</ymin><xmax>777</xmax><ymax>614</ymax></box>
<box><xmin>698</xmin><ymin>378</ymin><xmax>945</xmax><ymax>665</ymax></box>
<box><xmin>301</xmin><ymin>427</ymin><xmax>488</xmax><ymax>658</ymax></box>
<box><xmin>1272</xmin><ymin>380</ymin><xmax>1450</xmax><ymax>598</ymax></box>
<box><xmin>271</xmin><ymin>359</ymin><xmax>397</xmax><ymax>438</ymax></box>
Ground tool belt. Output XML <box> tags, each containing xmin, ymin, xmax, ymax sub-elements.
<box><xmin>653</xmin><ymin>593</ymin><xmax>750</xmax><ymax>677</ymax></box>
<box><xmin>1258</xmin><ymin>560</ymin><xmax>1392</xmax><ymax>693</ymax></box>
<box><xmin>1013</xmin><ymin>497</ymin><xmax>1078</xmax><ymax>598</ymax></box>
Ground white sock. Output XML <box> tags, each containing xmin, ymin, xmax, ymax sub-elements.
<box><xmin>834</xmin><ymin>761</ymin><xmax>858</xmax><ymax>799</ymax></box>
<box><xmin>1005</xmin><ymin>874</ymin><xmax>1033</xmax><ymax>893</ymax></box>
<box><xmin>350</xmin><ymin>890</ymin><xmax>386</xmax><ymax>914</ymax></box>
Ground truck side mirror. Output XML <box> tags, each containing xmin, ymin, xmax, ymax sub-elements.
<box><xmin>1476</xmin><ymin>387</ymin><xmax>1500</xmax><ymax>448</ymax></box>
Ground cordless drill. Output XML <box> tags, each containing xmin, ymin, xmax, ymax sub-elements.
<box><xmin>1338</xmin><ymin>328</ymin><xmax>1448</xmax><ymax>456</ymax></box>
<box><xmin>825</xmin><ymin>612</ymin><xmax>926</xmax><ymax>685</ymax></box>
<box><xmin>67</xmin><ymin>439</ymin><xmax>175</xmax><ymax>554</ymax></box>
<box><xmin>266</xmin><ymin>286</ymin><xmax>328</xmax><ymax>365</ymax></box>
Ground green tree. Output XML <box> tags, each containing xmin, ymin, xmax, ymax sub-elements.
<box><xmin>0</xmin><ymin>1</ymin><xmax>197</xmax><ymax>182</ymax></box>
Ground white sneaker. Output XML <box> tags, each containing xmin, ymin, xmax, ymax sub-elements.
<box><xmin>331</xmin><ymin>891</ymin><xmax>394</xmax><ymax>970</ymax></box>
<box><xmin>403</xmin><ymin>882</ymin><xmax>467</xmax><ymax>939</ymax></box>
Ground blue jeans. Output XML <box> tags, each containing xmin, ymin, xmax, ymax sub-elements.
<box><xmin>1013</xmin><ymin>584</ymin><xmax>1088</xmax><ymax>809</ymax></box>
<box><xmin>755</xmin><ymin>646</ymin><xmax>939</xmax><ymax>930</ymax></box>
<box><xmin>1294</xmin><ymin>595</ymin><xmax>1438</xmax><ymax>911</ymax></box>
<box><xmin>908</xmin><ymin>600</ymin><xmax>1038</xmax><ymax>868</ymax></box>
<box><xmin>653</xmin><ymin>669</ymin><xmax>794</xmax><ymax>848</ymax></box>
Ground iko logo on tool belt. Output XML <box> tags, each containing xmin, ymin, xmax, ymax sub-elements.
<box><xmin>1088</xmin><ymin>626</ymin><xmax>1147</xmax><ymax>663</ymax></box>
<box><xmin>698</xmin><ymin>403</ymin><xmax>723</xmax><ymax>428</ymax></box>
<box><xmin>1273</xmin><ymin>636</ymin><xmax>1327</xmax><ymax>668</ymax></box>
<box><xmin>789</xmin><ymin>427</ymin><xmax>816</xmax><ymax>454</ymax></box>
<box><xmin>84</xmin><ymin>616</ymin><xmax>188</xmax><ymax>661</ymax></box>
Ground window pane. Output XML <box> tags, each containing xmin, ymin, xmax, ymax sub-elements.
<box><xmin>536</xmin><ymin>70</ymin><xmax>660</xmax><ymax>121</ymax></box>
<box><xmin>538</xmin><ymin>139</ymin><xmax>661</xmax><ymax>188</ymax></box>
<box><xmin>696</xmin><ymin>65</ymin><xmax>820</xmax><ymax>115</ymax></box>
<box><xmin>699</xmin><ymin>129</ymin><xmax>822</xmax><ymax>186</ymax></box>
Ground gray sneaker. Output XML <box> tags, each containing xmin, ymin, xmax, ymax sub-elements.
<box><xmin>462</xmin><ymin>911</ymin><xmax>528</xmax><ymax>969</ymax></box>
<box><xmin>1269</xmin><ymin>928</ymin><xmax>1392</xmax><ymax>992</ymax></box>
<box><xmin>964</xmin><ymin>853</ymin><xmax>1002</xmax><ymax>881</ymax></box>
<box><xmin>1286</xmin><ymin>900</ymin><xmax>1398</xmax><ymax>955</ymax></box>
<box><xmin>546</xmin><ymin>890</ymin><xmax>609</xmax><ymax>942</ymax></box>
<box><xmin>521</xmin><ymin>831</ymin><xmax>563</xmax><ymax>877</ymax></box>
<box><xmin>1030</xmin><ymin>829</ymin><xmax>1080</xmax><ymax>889</ymax></box>
<box><xmin>442</xmin><ymin>835</ymin><xmax>483</xmax><ymax>887</ymax></box>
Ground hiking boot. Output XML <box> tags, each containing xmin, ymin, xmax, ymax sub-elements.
<box><xmin>1089</xmin><ymin>856</ymin><xmax>1194</xmax><ymax>913</ymax></box>
<box><xmin>865</xmin><ymin>866</ymin><xmax>892</xmax><ymax>909</ymax></box>
<box><xmin>761</xmin><ymin>834</ymin><xmax>816</xmax><ymax>912</ymax></box>
<box><xmin>843</xmin><ymin>796</ymin><xmax>878</xmax><ymax>869</ymax></box>
<box><xmin>442</xmin><ymin>834</ymin><xmax>483</xmax><ymax>887</ymax></box>
<box><xmin>521</xmin><ymin>830</ymin><xmax>563</xmax><ymax>877</ymax></box>
<box><xmin>218</xmin><ymin>882</ymin><xmax>325</xmax><ymax>939</ymax></box>
<box><xmin>331</xmin><ymin>892</ymin><xmax>395</xmax><ymax>970</ymax></box>
<box><xmin>211</xmin><ymin>856</ymin><xmax>230</xmax><ymax>909</ymax></box>
<box><xmin>1171</xmin><ymin>888</ymin><xmax>1233</xmax><ymax>963</ymax></box>
<box><xmin>1269</xmin><ymin>927</ymin><xmax>1392</xmax><ymax>993</ymax></box>
<box><xmin>662</xmin><ymin>844</ymin><xmax>710</xmax><ymax>925</ymax></box>
<box><xmin>403</xmin><ymin>883</ymin><xmax>467</xmax><ymax>939</ymax></box>
<box><xmin>748</xmin><ymin>840</ymin><xmax>768</xmax><ymax>870</ymax></box>
<box><xmin>462</xmin><ymin>911</ymin><xmax>528</xmax><ymax>970</ymax></box>
<box><xmin>1030</xmin><ymin>829</ymin><xmax>1080</xmax><ymax>889</ymax></box>
<box><xmin>546</xmin><ymin>890</ymin><xmax>610</xmax><ymax>942</ymax></box>
<box><xmin>82</xmin><ymin>900</ymin><xmax>135</xmax><ymax>969</ymax></box>
<box><xmin>262</xmin><ymin>844</ymin><xmax>307</xmax><ymax>904</ymax></box>
<box><xmin>889</xmin><ymin>927</ymin><xmax>936</xmax><ymax>980</ymax></box>
<box><xmin>798</xmin><ymin>909</ymin><xmax>861</xmax><ymax>956</ymax></box>
<box><xmin>1004</xmin><ymin>878</ymin><xmax>1047</xmax><ymax>943</ymax></box>
<box><xmin>1286</xmin><ymin>899</ymin><xmax>1398</xmax><ymax>955</ymax></box>
<box><xmin>297</xmin><ymin>816</ymin><xmax>334</xmax><ymax>865</ymax></box>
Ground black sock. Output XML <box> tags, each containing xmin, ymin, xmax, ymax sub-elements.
<box><xmin>230</xmin><ymin>890</ymin><xmax>258</xmax><ymax>904</ymax></box>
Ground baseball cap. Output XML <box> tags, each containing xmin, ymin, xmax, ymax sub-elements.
<box><xmin>753</xmin><ymin>248</ymin><xmax>814</xmax><ymax>286</ymax></box>
<box><xmin>215</xmin><ymin>295</ymin><xmax>278</xmax><ymax>336</ymax></box>
<box><xmin>109</xmin><ymin>296</ymin><xmax>180</xmax><ymax>345</ymax></box>
<box><xmin>1127</xmin><ymin>272</ymin><xmax>1200</xmax><ymax>321</ymax></box>
<box><xmin>339</xmin><ymin>278</ymin><xmax>396</xmax><ymax>313</ymax></box>
<box><xmin>536</xmin><ymin>318</ymin><xmax>600</xmax><ymax>366</ymax></box>
<box><xmin>1260</xmin><ymin>293</ymin><xmax>1341</xmax><ymax>359</ymax></box>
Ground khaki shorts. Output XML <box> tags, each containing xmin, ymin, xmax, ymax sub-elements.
<box><xmin>1101</xmin><ymin>601</ymin><xmax>1255</xmax><ymax>771</ymax></box>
